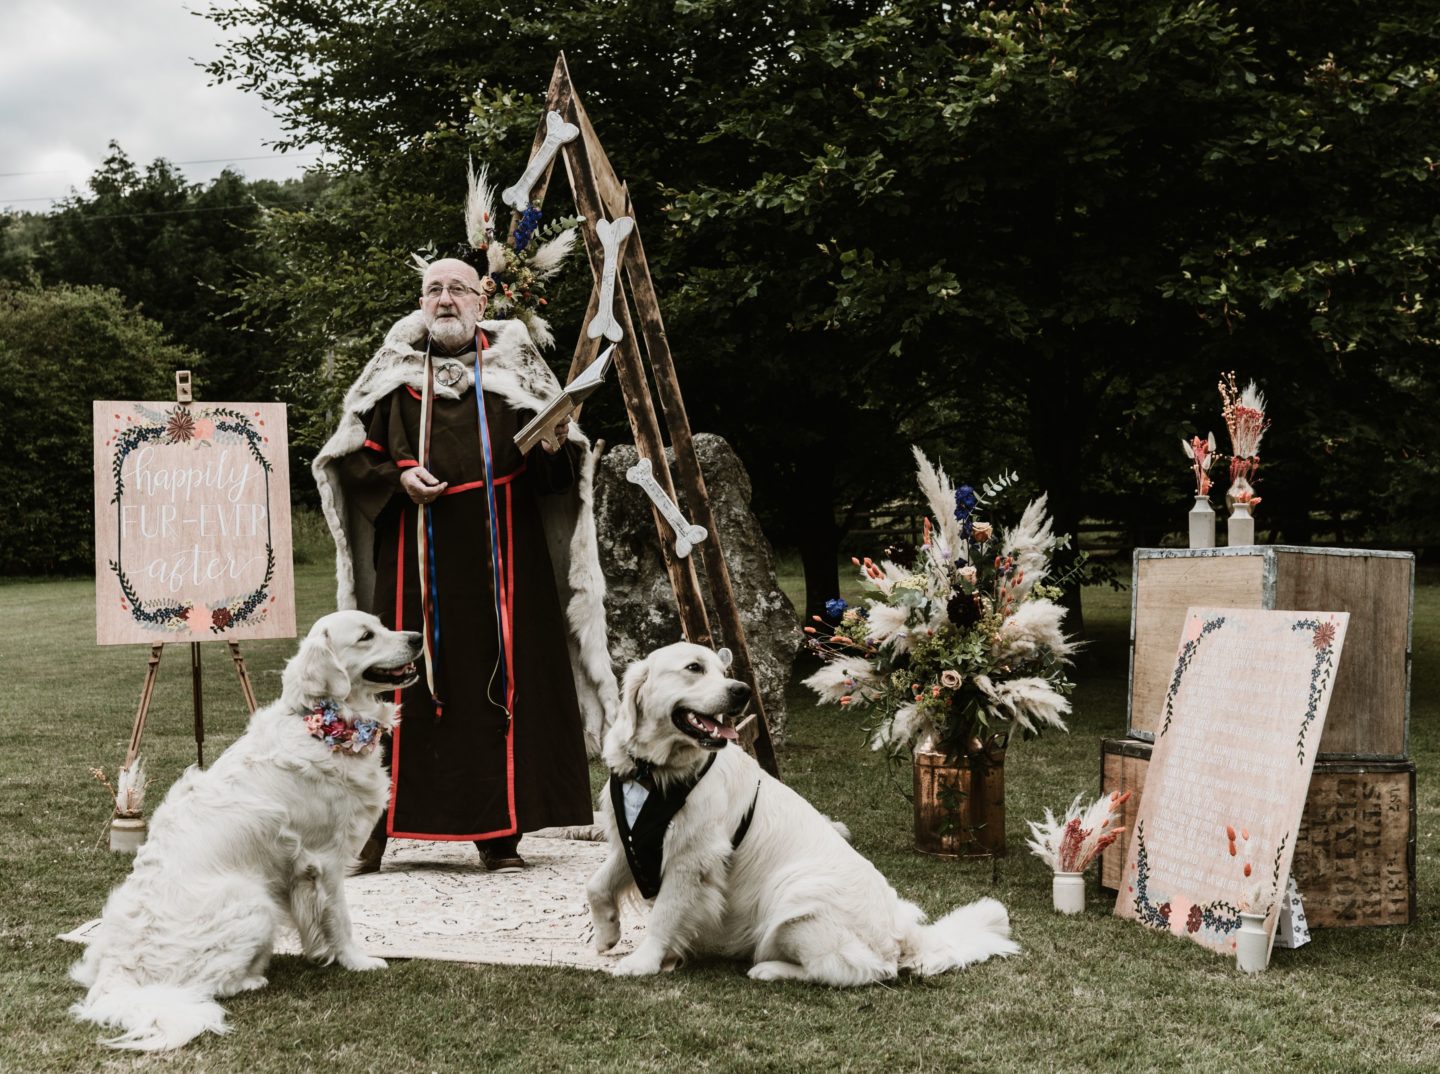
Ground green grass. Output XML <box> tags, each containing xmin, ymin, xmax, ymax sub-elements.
<box><xmin>1</xmin><ymin>565</ymin><xmax>1435</xmax><ymax>1073</ymax></box>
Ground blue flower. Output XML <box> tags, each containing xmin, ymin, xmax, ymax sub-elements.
<box><xmin>953</xmin><ymin>485</ymin><xmax>978</xmax><ymax>539</ymax></box>
<box><xmin>825</xmin><ymin>598</ymin><xmax>848</xmax><ymax>619</ymax></box>
<box><xmin>514</xmin><ymin>206</ymin><xmax>544</xmax><ymax>253</ymax></box>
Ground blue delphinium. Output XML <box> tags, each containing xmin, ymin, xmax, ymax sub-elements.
<box><xmin>953</xmin><ymin>484</ymin><xmax>978</xmax><ymax>539</ymax></box>
<box><xmin>825</xmin><ymin>598</ymin><xmax>848</xmax><ymax>619</ymax></box>
<box><xmin>513</xmin><ymin>205</ymin><xmax>544</xmax><ymax>253</ymax></box>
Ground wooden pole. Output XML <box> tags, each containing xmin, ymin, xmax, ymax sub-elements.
<box><xmin>123</xmin><ymin>643</ymin><xmax>164</xmax><ymax>771</ymax></box>
<box><xmin>228</xmin><ymin>641</ymin><xmax>258</xmax><ymax>714</ymax></box>
<box><xmin>191</xmin><ymin>642</ymin><xmax>205</xmax><ymax>768</ymax></box>
<box><xmin>616</xmin><ymin>184</ymin><xmax>778</xmax><ymax>774</ymax></box>
<box><xmin>558</xmin><ymin>95</ymin><xmax>712</xmax><ymax>646</ymax></box>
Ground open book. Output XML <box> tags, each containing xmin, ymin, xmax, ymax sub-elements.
<box><xmin>513</xmin><ymin>344</ymin><xmax>617</xmax><ymax>455</ymax></box>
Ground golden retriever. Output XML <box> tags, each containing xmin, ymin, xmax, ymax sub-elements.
<box><xmin>588</xmin><ymin>642</ymin><xmax>1019</xmax><ymax>984</ymax></box>
<box><xmin>70</xmin><ymin>611</ymin><xmax>421</xmax><ymax>1050</ymax></box>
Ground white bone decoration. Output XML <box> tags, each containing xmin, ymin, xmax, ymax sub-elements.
<box><xmin>625</xmin><ymin>456</ymin><xmax>708</xmax><ymax>558</ymax></box>
<box><xmin>502</xmin><ymin>110</ymin><xmax>580</xmax><ymax>212</ymax></box>
<box><xmin>586</xmin><ymin>216</ymin><xmax>634</xmax><ymax>343</ymax></box>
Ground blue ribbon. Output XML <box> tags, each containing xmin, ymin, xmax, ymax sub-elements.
<box><xmin>473</xmin><ymin>340</ymin><xmax>510</xmax><ymax>715</ymax></box>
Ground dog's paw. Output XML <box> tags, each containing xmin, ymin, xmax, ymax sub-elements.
<box><xmin>593</xmin><ymin>920</ymin><xmax>621</xmax><ymax>953</ymax></box>
<box><xmin>748</xmin><ymin>960</ymin><xmax>806</xmax><ymax>982</ymax></box>
<box><xmin>610</xmin><ymin>951</ymin><xmax>663</xmax><ymax>977</ymax></box>
<box><xmin>338</xmin><ymin>950</ymin><xmax>387</xmax><ymax>972</ymax></box>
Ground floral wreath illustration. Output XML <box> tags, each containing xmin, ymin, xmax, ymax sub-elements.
<box><xmin>107</xmin><ymin>404</ymin><xmax>275</xmax><ymax>634</ymax></box>
<box><xmin>1159</xmin><ymin>614</ymin><xmax>1227</xmax><ymax>737</ymax></box>
<box><xmin>1291</xmin><ymin>618</ymin><xmax>1339</xmax><ymax>761</ymax></box>
<box><xmin>1131</xmin><ymin>821</ymin><xmax>1289</xmax><ymax>938</ymax></box>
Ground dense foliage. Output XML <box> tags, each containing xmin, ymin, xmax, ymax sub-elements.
<box><xmin>0</xmin><ymin>283</ymin><xmax>188</xmax><ymax>573</ymax></box>
<box><xmin>197</xmin><ymin>0</ymin><xmax>1440</xmax><ymax>613</ymax></box>
<box><xmin>3</xmin><ymin>1</ymin><xmax>1437</xmax><ymax>593</ymax></box>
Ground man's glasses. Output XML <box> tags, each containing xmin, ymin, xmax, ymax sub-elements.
<box><xmin>422</xmin><ymin>282</ymin><xmax>480</xmax><ymax>300</ymax></box>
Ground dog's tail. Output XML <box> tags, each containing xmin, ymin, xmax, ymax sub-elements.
<box><xmin>70</xmin><ymin>980</ymin><xmax>228</xmax><ymax>1051</ymax></box>
<box><xmin>902</xmin><ymin>896</ymin><xmax>1020</xmax><ymax>976</ymax></box>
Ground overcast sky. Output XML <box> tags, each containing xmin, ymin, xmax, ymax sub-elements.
<box><xmin>0</xmin><ymin>0</ymin><xmax>317</xmax><ymax>212</ymax></box>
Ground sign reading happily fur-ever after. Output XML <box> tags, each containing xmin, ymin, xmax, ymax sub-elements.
<box><xmin>1114</xmin><ymin>607</ymin><xmax>1349</xmax><ymax>957</ymax></box>
<box><xmin>92</xmin><ymin>401</ymin><xmax>295</xmax><ymax>646</ymax></box>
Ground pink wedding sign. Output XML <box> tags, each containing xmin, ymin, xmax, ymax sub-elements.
<box><xmin>92</xmin><ymin>401</ymin><xmax>296</xmax><ymax>646</ymax></box>
<box><xmin>1113</xmin><ymin>607</ymin><xmax>1349</xmax><ymax>957</ymax></box>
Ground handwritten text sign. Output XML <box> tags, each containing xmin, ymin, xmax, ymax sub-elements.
<box><xmin>92</xmin><ymin>401</ymin><xmax>295</xmax><ymax>646</ymax></box>
<box><xmin>1113</xmin><ymin>608</ymin><xmax>1348</xmax><ymax>959</ymax></box>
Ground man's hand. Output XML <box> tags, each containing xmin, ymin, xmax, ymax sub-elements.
<box><xmin>400</xmin><ymin>465</ymin><xmax>448</xmax><ymax>504</ymax></box>
<box><xmin>540</xmin><ymin>420</ymin><xmax>570</xmax><ymax>455</ymax></box>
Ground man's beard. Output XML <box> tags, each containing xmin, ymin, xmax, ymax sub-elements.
<box><xmin>426</xmin><ymin>313</ymin><xmax>475</xmax><ymax>353</ymax></box>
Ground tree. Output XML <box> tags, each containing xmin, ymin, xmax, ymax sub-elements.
<box><xmin>0</xmin><ymin>283</ymin><xmax>190</xmax><ymax>573</ymax></box>
<box><xmin>32</xmin><ymin>144</ymin><xmax>322</xmax><ymax>405</ymax></box>
<box><xmin>202</xmin><ymin>0</ymin><xmax>1440</xmax><ymax>618</ymax></box>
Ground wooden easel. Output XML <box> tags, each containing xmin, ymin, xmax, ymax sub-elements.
<box><xmin>520</xmin><ymin>53</ymin><xmax>780</xmax><ymax>776</ymax></box>
<box><xmin>120</xmin><ymin>371</ymin><xmax>260</xmax><ymax>774</ymax></box>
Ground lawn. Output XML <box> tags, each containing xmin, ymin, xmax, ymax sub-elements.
<box><xmin>0</xmin><ymin>562</ymin><xmax>1434</xmax><ymax>1074</ymax></box>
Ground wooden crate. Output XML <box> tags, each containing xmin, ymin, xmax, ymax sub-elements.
<box><xmin>1128</xmin><ymin>546</ymin><xmax>1414</xmax><ymax>759</ymax></box>
<box><xmin>1099</xmin><ymin>738</ymin><xmax>1416</xmax><ymax>927</ymax></box>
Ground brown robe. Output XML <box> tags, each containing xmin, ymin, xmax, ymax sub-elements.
<box><xmin>336</xmin><ymin>341</ymin><xmax>592</xmax><ymax>839</ymax></box>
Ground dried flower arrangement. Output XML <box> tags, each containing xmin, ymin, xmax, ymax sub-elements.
<box><xmin>1180</xmin><ymin>432</ymin><xmax>1217</xmax><ymax>497</ymax></box>
<box><xmin>1026</xmin><ymin>792</ymin><xmax>1130</xmax><ymax>873</ymax></box>
<box><xmin>804</xmin><ymin>448</ymin><xmax>1080</xmax><ymax>763</ymax></box>
<box><xmin>1218</xmin><ymin>372</ymin><xmax>1270</xmax><ymax>507</ymax></box>
<box><xmin>91</xmin><ymin>759</ymin><xmax>149</xmax><ymax>818</ymax></box>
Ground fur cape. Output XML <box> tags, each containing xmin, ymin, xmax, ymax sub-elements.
<box><xmin>312</xmin><ymin>312</ymin><xmax>618</xmax><ymax>753</ymax></box>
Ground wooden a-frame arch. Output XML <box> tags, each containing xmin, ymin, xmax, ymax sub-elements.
<box><xmin>516</xmin><ymin>52</ymin><xmax>779</xmax><ymax>777</ymax></box>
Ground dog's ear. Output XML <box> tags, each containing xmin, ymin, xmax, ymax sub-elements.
<box><xmin>283</xmin><ymin>631</ymin><xmax>351</xmax><ymax>703</ymax></box>
<box><xmin>716</xmin><ymin>647</ymin><xmax>733</xmax><ymax>670</ymax></box>
<box><xmin>620</xmin><ymin>658</ymin><xmax>650</xmax><ymax>720</ymax></box>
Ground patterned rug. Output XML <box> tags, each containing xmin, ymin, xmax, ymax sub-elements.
<box><xmin>60</xmin><ymin>831</ymin><xmax>646</xmax><ymax>972</ymax></box>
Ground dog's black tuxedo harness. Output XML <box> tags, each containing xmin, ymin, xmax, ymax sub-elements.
<box><xmin>609</xmin><ymin>755</ymin><xmax>759</xmax><ymax>899</ymax></box>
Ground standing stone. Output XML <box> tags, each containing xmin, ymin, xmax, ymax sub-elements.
<box><xmin>594</xmin><ymin>434</ymin><xmax>797</xmax><ymax>742</ymax></box>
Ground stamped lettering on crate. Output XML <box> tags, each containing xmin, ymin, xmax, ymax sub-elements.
<box><xmin>1294</xmin><ymin>770</ymin><xmax>1413</xmax><ymax>926</ymax></box>
<box><xmin>1114</xmin><ymin>608</ymin><xmax>1349</xmax><ymax>958</ymax></box>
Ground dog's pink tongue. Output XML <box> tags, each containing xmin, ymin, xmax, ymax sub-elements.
<box><xmin>694</xmin><ymin>713</ymin><xmax>739</xmax><ymax>741</ymax></box>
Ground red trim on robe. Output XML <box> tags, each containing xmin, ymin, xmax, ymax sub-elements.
<box><xmin>395</xmin><ymin>458</ymin><xmax>419</xmax><ymax>469</ymax></box>
<box><xmin>363</xmin><ymin>438</ymin><xmax>386</xmax><ymax>455</ymax></box>
<box><xmin>385</xmin><ymin>381</ymin><xmax>520</xmax><ymax>843</ymax></box>
<box><xmin>443</xmin><ymin>464</ymin><xmax>525</xmax><ymax>497</ymax></box>
<box><xmin>386</xmin><ymin>515</ymin><xmax>405</xmax><ymax>836</ymax></box>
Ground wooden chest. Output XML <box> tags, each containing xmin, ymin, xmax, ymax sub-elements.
<box><xmin>1099</xmin><ymin>738</ymin><xmax>1416</xmax><ymax>927</ymax></box>
<box><xmin>1128</xmin><ymin>546</ymin><xmax>1414</xmax><ymax>759</ymax></box>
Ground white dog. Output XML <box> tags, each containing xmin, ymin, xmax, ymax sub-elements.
<box><xmin>588</xmin><ymin>642</ymin><xmax>1020</xmax><ymax>985</ymax></box>
<box><xmin>70</xmin><ymin>611</ymin><xmax>421</xmax><ymax>1051</ymax></box>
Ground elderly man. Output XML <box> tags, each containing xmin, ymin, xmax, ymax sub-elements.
<box><xmin>313</xmin><ymin>257</ymin><xmax>617</xmax><ymax>872</ymax></box>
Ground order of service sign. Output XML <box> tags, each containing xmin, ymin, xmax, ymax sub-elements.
<box><xmin>92</xmin><ymin>401</ymin><xmax>296</xmax><ymax>646</ymax></box>
<box><xmin>1114</xmin><ymin>607</ymin><xmax>1348</xmax><ymax>957</ymax></box>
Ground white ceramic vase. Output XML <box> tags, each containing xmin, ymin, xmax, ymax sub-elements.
<box><xmin>109</xmin><ymin>813</ymin><xmax>146</xmax><ymax>853</ymax></box>
<box><xmin>1052</xmin><ymin>871</ymin><xmax>1085</xmax><ymax>914</ymax></box>
<box><xmin>1188</xmin><ymin>495</ymin><xmax>1216</xmax><ymax>548</ymax></box>
<box><xmin>1227</xmin><ymin>501</ymin><xmax>1255</xmax><ymax>546</ymax></box>
<box><xmin>1235</xmin><ymin>910</ymin><xmax>1269</xmax><ymax>973</ymax></box>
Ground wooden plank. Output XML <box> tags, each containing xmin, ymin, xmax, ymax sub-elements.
<box><xmin>532</xmin><ymin>53</ymin><xmax>777</xmax><ymax>774</ymax></box>
<box><xmin>616</xmin><ymin>184</ymin><xmax>778</xmax><ymax>775</ymax></box>
<box><xmin>1100</xmin><ymin>739</ymin><xmax>1151</xmax><ymax>890</ymax></box>
<box><xmin>1274</xmin><ymin>549</ymin><xmax>1413</xmax><ymax>758</ymax></box>
<box><xmin>557</xmin><ymin>97</ymin><xmax>712</xmax><ymax>647</ymax></box>
<box><xmin>1129</xmin><ymin>552</ymin><xmax>1266</xmax><ymax>737</ymax></box>
<box><xmin>1099</xmin><ymin>739</ymin><xmax>1416</xmax><ymax>927</ymax></box>
<box><xmin>1293</xmin><ymin>763</ymin><xmax>1416</xmax><ymax>927</ymax></box>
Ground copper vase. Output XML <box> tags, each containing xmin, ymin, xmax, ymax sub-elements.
<box><xmin>912</xmin><ymin>738</ymin><xmax>1007</xmax><ymax>859</ymax></box>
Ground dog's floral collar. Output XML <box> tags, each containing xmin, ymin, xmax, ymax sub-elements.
<box><xmin>304</xmin><ymin>700</ymin><xmax>382</xmax><ymax>754</ymax></box>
